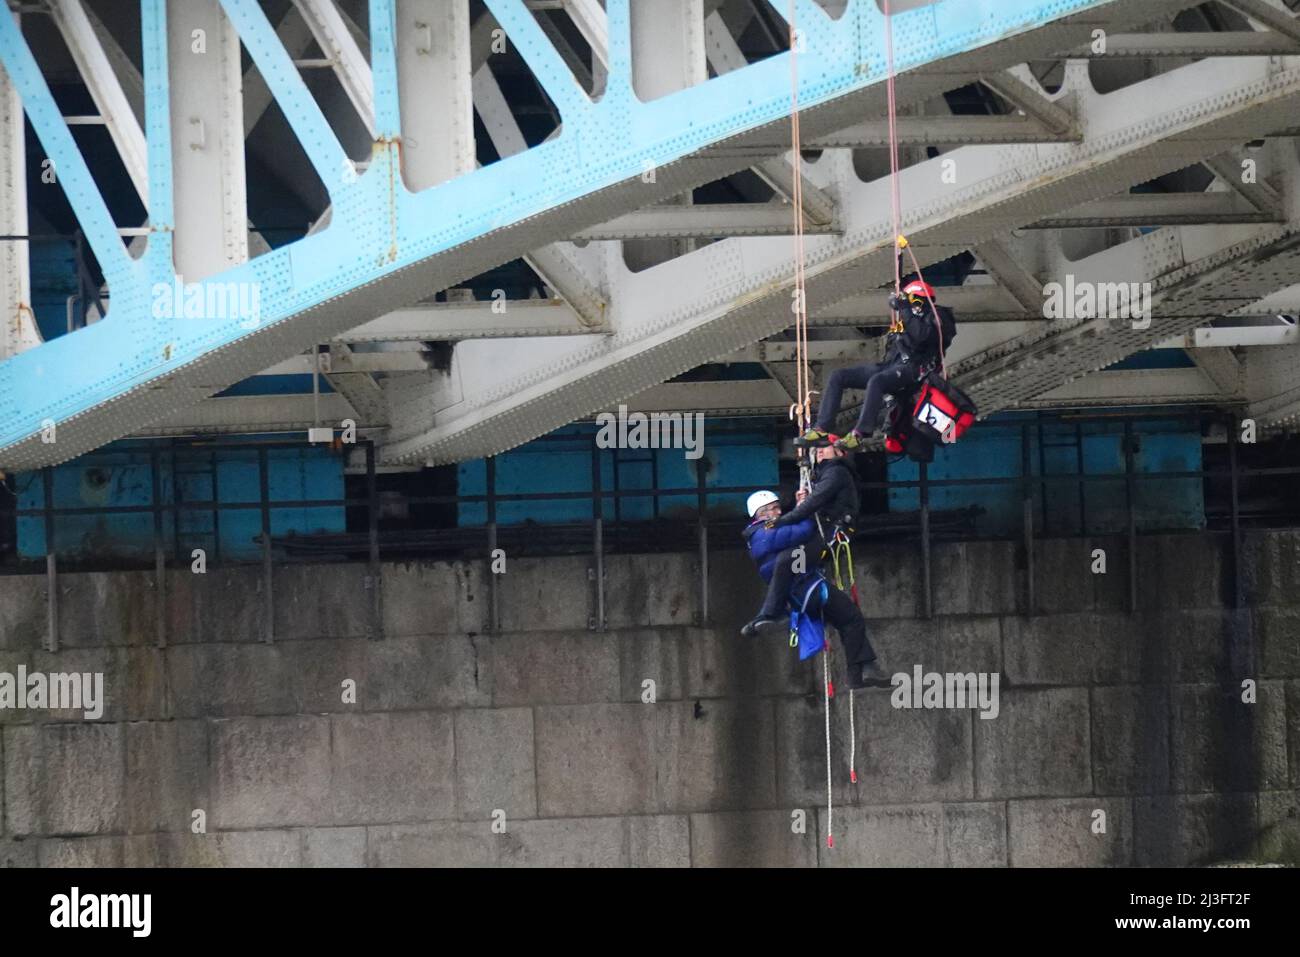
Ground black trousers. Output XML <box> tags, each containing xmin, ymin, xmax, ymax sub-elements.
<box><xmin>815</xmin><ymin>360</ymin><xmax>920</xmax><ymax>434</ymax></box>
<box><xmin>807</xmin><ymin>584</ymin><xmax>876</xmax><ymax>666</ymax></box>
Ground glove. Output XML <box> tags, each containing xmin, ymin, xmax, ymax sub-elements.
<box><xmin>888</xmin><ymin>292</ymin><xmax>904</xmax><ymax>313</ymax></box>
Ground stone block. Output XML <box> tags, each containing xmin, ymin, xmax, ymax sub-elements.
<box><xmin>974</xmin><ymin>688</ymin><xmax>1090</xmax><ymax>799</ymax></box>
<box><xmin>329</xmin><ymin>712</ymin><xmax>455</xmax><ymax>825</ymax></box>
<box><xmin>943</xmin><ymin>802</ymin><xmax>1006</xmax><ymax>867</ymax></box>
<box><xmin>4</xmin><ymin>723</ymin><xmax>125</xmax><ymax>836</ymax></box>
<box><xmin>820</xmin><ymin>804</ymin><xmax>945</xmax><ymax>867</ymax></box>
<box><xmin>1169</xmin><ymin>681</ymin><xmax>1289</xmax><ymax>793</ymax></box>
<box><xmin>489</xmin><ymin>631</ymin><xmax>618</xmax><ymax>706</ymax></box>
<box><xmin>454</xmin><ymin>708</ymin><xmax>536</xmax><ymax>820</ymax></box>
<box><xmin>689</xmin><ymin>810</ymin><xmax>818</xmax><ymax>867</ymax></box>
<box><xmin>1090</xmin><ymin>685</ymin><xmax>1170</xmax><ymax>795</ymax></box>
<box><xmin>1008</xmin><ymin>798</ymin><xmax>1132</xmax><ymax>867</ymax></box>
<box><xmin>211</xmin><ymin>715</ymin><xmax>331</xmax><ymax>829</ymax></box>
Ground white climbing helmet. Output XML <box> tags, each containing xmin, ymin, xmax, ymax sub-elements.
<box><xmin>746</xmin><ymin>490</ymin><xmax>780</xmax><ymax>518</ymax></box>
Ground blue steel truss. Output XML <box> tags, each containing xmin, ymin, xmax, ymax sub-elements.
<box><xmin>0</xmin><ymin>0</ymin><xmax>1115</xmax><ymax>469</ymax></box>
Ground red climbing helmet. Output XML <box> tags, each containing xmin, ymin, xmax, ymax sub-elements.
<box><xmin>902</xmin><ymin>280</ymin><xmax>936</xmax><ymax>303</ymax></box>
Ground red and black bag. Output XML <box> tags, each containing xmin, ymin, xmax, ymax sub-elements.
<box><xmin>910</xmin><ymin>371</ymin><xmax>977</xmax><ymax>446</ymax></box>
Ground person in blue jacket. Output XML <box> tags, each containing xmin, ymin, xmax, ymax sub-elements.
<box><xmin>740</xmin><ymin>489</ymin><xmax>890</xmax><ymax>689</ymax></box>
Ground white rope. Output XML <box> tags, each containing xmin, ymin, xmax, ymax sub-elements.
<box><xmin>823</xmin><ymin>642</ymin><xmax>834</xmax><ymax>849</ymax></box>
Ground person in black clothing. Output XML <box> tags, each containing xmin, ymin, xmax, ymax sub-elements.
<box><xmin>741</xmin><ymin>483</ymin><xmax>889</xmax><ymax>690</ymax></box>
<box><xmin>741</xmin><ymin>444</ymin><xmax>858</xmax><ymax>636</ymax></box>
<box><xmin>796</xmin><ymin>281</ymin><xmax>956</xmax><ymax>451</ymax></box>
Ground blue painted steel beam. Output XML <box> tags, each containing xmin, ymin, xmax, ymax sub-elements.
<box><xmin>0</xmin><ymin>0</ymin><xmax>1124</xmax><ymax>469</ymax></box>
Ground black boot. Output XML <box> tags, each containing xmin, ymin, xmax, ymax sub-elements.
<box><xmin>858</xmin><ymin>659</ymin><xmax>893</xmax><ymax>689</ymax></box>
<box><xmin>741</xmin><ymin>615</ymin><xmax>785</xmax><ymax>638</ymax></box>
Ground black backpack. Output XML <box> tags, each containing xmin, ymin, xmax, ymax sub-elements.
<box><xmin>933</xmin><ymin>305</ymin><xmax>958</xmax><ymax>355</ymax></box>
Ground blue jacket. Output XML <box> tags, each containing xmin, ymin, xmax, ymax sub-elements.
<box><xmin>742</xmin><ymin>516</ymin><xmax>821</xmax><ymax>598</ymax></box>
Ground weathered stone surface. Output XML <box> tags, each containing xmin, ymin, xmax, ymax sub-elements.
<box><xmin>166</xmin><ymin>565</ymin><xmax>265</xmax><ymax>644</ymax></box>
<box><xmin>4</xmin><ymin>723</ymin><xmax>125</xmax><ymax>836</ymax></box>
<box><xmin>125</xmin><ymin>720</ymin><xmax>209</xmax><ymax>834</ymax></box>
<box><xmin>274</xmin><ymin>564</ymin><xmax>373</xmax><ymax>639</ymax></box>
<box><xmin>604</xmin><ymin>553</ymin><xmax>698</xmax><ymax>628</ymax></box>
<box><xmin>166</xmin><ymin>639</ymin><xmax>366</xmax><ymax>718</ymax></box>
<box><xmin>1134</xmin><ymin>793</ymin><xmax>1258</xmax><ymax>866</ymax></box>
<box><xmin>776</xmin><ymin>693</ymin><xmax>973</xmax><ymax>807</ymax></box>
<box><xmin>210</xmin><ymin>716</ymin><xmax>331</xmax><ymax>829</ymax></box>
<box><xmin>37</xmin><ymin>836</ymin><xmax>125</xmax><ymax>867</ymax></box>
<box><xmin>1008</xmin><ymin>798</ymin><xmax>1132</xmax><ymax>866</ymax></box>
<box><xmin>853</xmin><ymin>544</ymin><xmax>923</xmax><ymax>620</ymax></box>
<box><xmin>0</xmin><ymin>840</ymin><xmax>37</xmax><ymax>867</ymax></box>
<box><xmin>535</xmin><ymin>701</ymin><xmax>775</xmax><ymax>816</ymax></box>
<box><xmin>381</xmin><ymin>561</ymin><xmax>485</xmax><ymax>637</ymax></box>
<box><xmin>943</xmin><ymin>802</ymin><xmax>1006</xmax><ymax>867</ymax></box>
<box><xmin>364</xmin><ymin>634</ymin><xmax>490</xmax><ymax>711</ymax></box>
<box><xmin>0</xmin><ymin>575</ymin><xmax>46</xmax><ymax>650</ymax></box>
<box><xmin>1136</xmin><ymin>534</ymin><xmax>1226</xmax><ymax>611</ymax></box>
<box><xmin>497</xmin><ymin>556</ymin><xmax>591</xmax><ymax>633</ymax></box>
<box><xmin>1242</xmin><ymin>530</ymin><xmax>1300</xmax><ymax>608</ymax></box>
<box><xmin>58</xmin><ymin>572</ymin><xmax>156</xmax><ymax>647</ymax></box>
<box><xmin>300</xmin><ymin>827</ymin><xmax>367</xmax><ymax>867</ymax></box>
<box><xmin>689</xmin><ymin>810</ymin><xmax>818</xmax><ymax>867</ymax></box>
<box><xmin>628</xmin><ymin>815</ymin><xmax>691</xmax><ymax>867</ymax></box>
<box><xmin>974</xmin><ymin>688</ymin><xmax>1091</xmax><ymax>799</ymax></box>
<box><xmin>820</xmin><ymin>804</ymin><xmax>945</xmax><ymax>867</ymax></box>
<box><xmin>367</xmin><ymin>817</ymin><xmax>672</xmax><ymax>867</ymax></box>
<box><xmin>1258</xmin><ymin>608</ymin><xmax>1300</xmax><ymax>679</ymax></box>
<box><xmin>490</xmin><ymin>631</ymin><xmax>619</xmax><ymax>706</ymax></box>
<box><xmin>329</xmin><ymin>712</ymin><xmax>455</xmax><ymax>825</ymax></box>
<box><xmin>124</xmin><ymin>831</ymin><xmax>302</xmax><ymax>867</ymax></box>
<box><xmin>1169</xmin><ymin>681</ymin><xmax>1289</xmax><ymax>793</ymax></box>
<box><xmin>1090</xmin><ymin>685</ymin><xmax>1169</xmax><ymax>795</ymax></box>
<box><xmin>932</xmin><ymin>541</ymin><xmax>1019</xmax><ymax>617</ymax></box>
<box><xmin>618</xmin><ymin>626</ymin><xmax>810</xmax><ymax>703</ymax></box>
<box><xmin>867</xmin><ymin>616</ymin><xmax>1002</xmax><ymax>680</ymax></box>
<box><xmin>454</xmin><ymin>708</ymin><xmax>536</xmax><ymax>820</ymax></box>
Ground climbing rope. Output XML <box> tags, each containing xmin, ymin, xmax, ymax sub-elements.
<box><xmin>882</xmin><ymin>0</ymin><xmax>949</xmax><ymax>382</ymax></box>
<box><xmin>787</xmin><ymin>0</ymin><xmax>831</xmax><ymax>849</ymax></box>
<box><xmin>826</xmin><ymin>527</ymin><xmax>859</xmax><ymax>784</ymax></box>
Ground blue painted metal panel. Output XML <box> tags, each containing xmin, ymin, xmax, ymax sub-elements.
<box><xmin>458</xmin><ymin>420</ymin><xmax>778</xmax><ymax>526</ymax></box>
<box><xmin>888</xmin><ymin>418</ymin><xmax>1205</xmax><ymax>534</ymax></box>
<box><xmin>0</xmin><ymin>0</ymin><xmax>1121</xmax><ymax>460</ymax></box>
<box><xmin>17</xmin><ymin>442</ymin><xmax>345</xmax><ymax>562</ymax></box>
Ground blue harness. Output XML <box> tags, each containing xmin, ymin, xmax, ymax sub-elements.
<box><xmin>789</xmin><ymin>576</ymin><xmax>829</xmax><ymax>661</ymax></box>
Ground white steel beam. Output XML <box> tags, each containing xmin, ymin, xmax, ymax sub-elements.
<box><xmin>48</xmin><ymin>0</ymin><xmax>149</xmax><ymax>205</ymax></box>
<box><xmin>1219</xmin><ymin>0</ymin><xmax>1300</xmax><ymax>43</ymax></box>
<box><xmin>396</xmin><ymin>0</ymin><xmax>474</xmax><ymax>189</ymax></box>
<box><xmin>344</xmin><ymin>300</ymin><xmax>601</xmax><ymax>341</ymax></box>
<box><xmin>471</xmin><ymin>61</ymin><xmax>608</xmax><ymax>325</ymax></box>
<box><xmin>616</xmin><ymin>379</ymin><xmax>792</xmax><ymax>415</ymax></box>
<box><xmin>134</xmin><ymin>392</ymin><xmax>374</xmax><ymax>436</ymax></box>
<box><xmin>575</xmin><ymin>203</ymin><xmax>839</xmax><ymax>241</ymax></box>
<box><xmin>1192</xmin><ymin>347</ymin><xmax>1246</xmax><ymax>396</ymax></box>
<box><xmin>290</xmin><ymin>0</ymin><xmax>375</xmax><ymax>136</ymax></box>
<box><xmin>0</xmin><ymin>12</ymin><xmax>39</xmax><ymax>360</ymax></box>
<box><xmin>1203</xmin><ymin>150</ymin><xmax>1283</xmax><ymax>217</ymax></box>
<box><xmin>701</xmin><ymin>9</ymin><xmax>836</xmax><ymax>225</ymax></box>
<box><xmin>980</xmin><ymin>70</ymin><xmax>1077</xmax><ymax>138</ymax></box>
<box><xmin>1027</xmin><ymin>192</ymin><xmax>1282</xmax><ymax>228</ymax></box>
<box><xmin>971</xmin><ymin>241</ymin><xmax>1045</xmax><ymax>313</ymax></box>
<box><xmin>1167</xmin><ymin>324</ymin><xmax>1300</xmax><ymax>348</ymax></box>
<box><xmin>809</xmin><ymin>115</ymin><xmax>1079</xmax><ymax>147</ymax></box>
<box><xmin>168</xmin><ymin>0</ymin><xmax>248</xmax><ymax>279</ymax></box>
<box><xmin>1021</xmin><ymin>367</ymin><xmax>1229</xmax><ymax>407</ymax></box>
<box><xmin>1063</xmin><ymin>31</ymin><xmax>1300</xmax><ymax>57</ymax></box>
